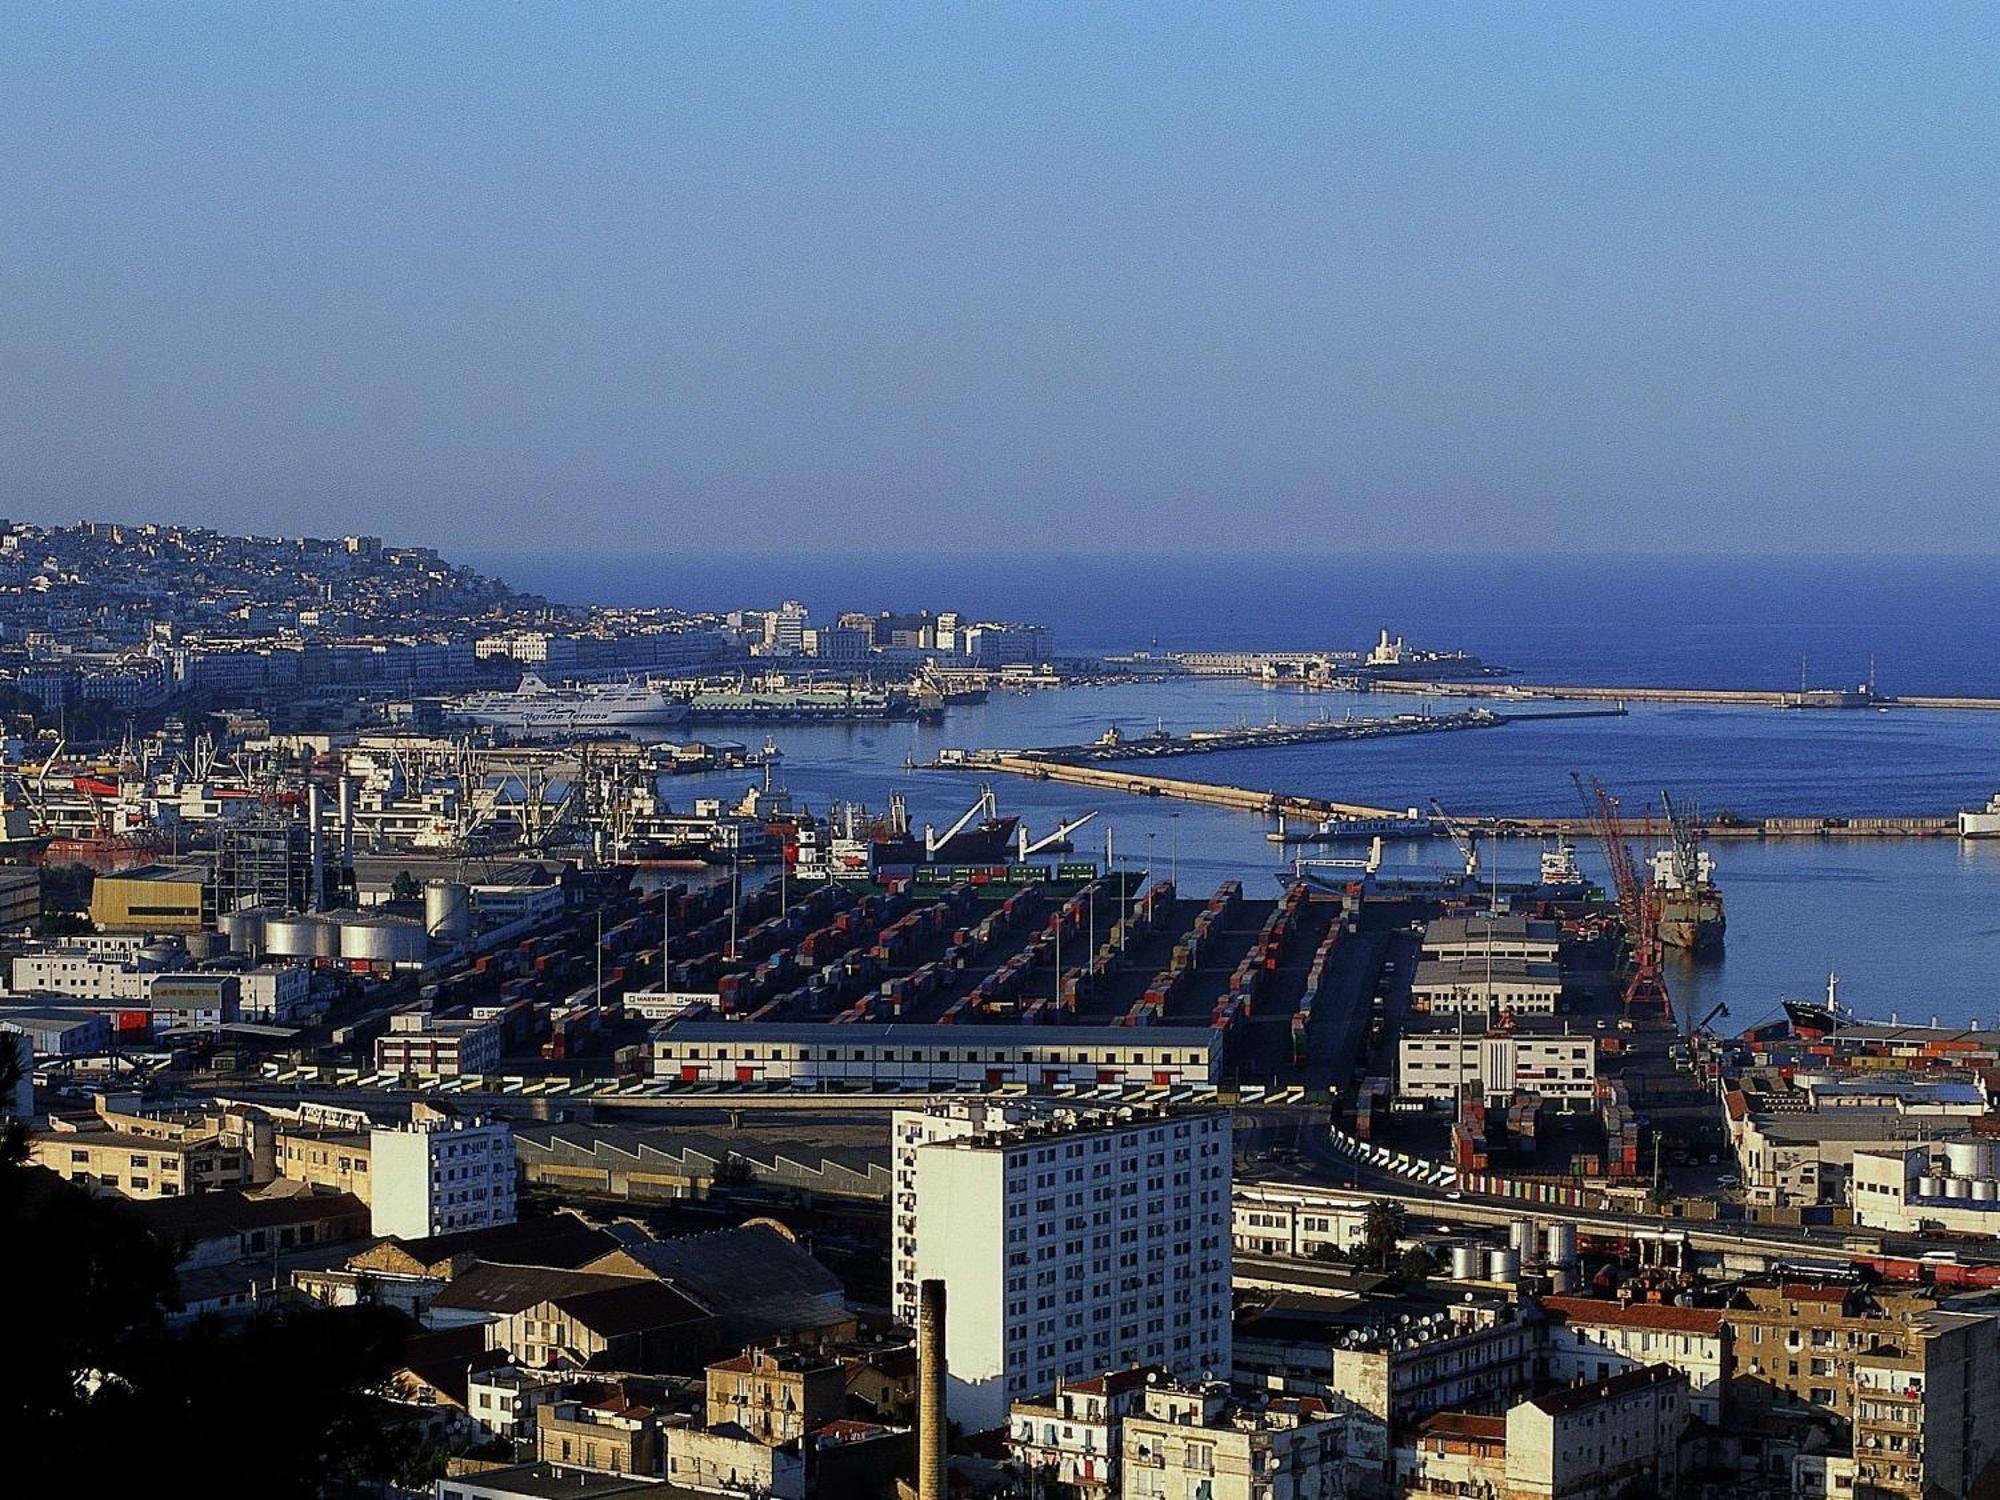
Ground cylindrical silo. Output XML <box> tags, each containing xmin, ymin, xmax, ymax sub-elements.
<box><xmin>1919</xmin><ymin>1176</ymin><xmax>1943</xmax><ymax>1199</ymax></box>
<box><xmin>1946</xmin><ymin>1139</ymin><xmax>1988</xmax><ymax>1178</ymax></box>
<box><xmin>1973</xmin><ymin>1179</ymin><xmax>1997</xmax><ymax>1203</ymax></box>
<box><xmin>1546</xmin><ymin>1223</ymin><xmax>1578</xmax><ymax>1268</ymax></box>
<box><xmin>1487</xmin><ymin>1247</ymin><xmax>1519</xmax><ymax>1283</ymax></box>
<box><xmin>424</xmin><ymin>880</ymin><xmax>474</xmax><ymax>941</ymax></box>
<box><xmin>1449</xmin><ymin>1244</ymin><xmax>1482</xmax><ymax>1280</ymax></box>
<box><xmin>1946</xmin><ymin>1176</ymin><xmax>1970</xmax><ymax>1200</ymax></box>
<box><xmin>1509</xmin><ymin>1217</ymin><xmax>1537</xmax><ymax>1256</ymax></box>
<box><xmin>339</xmin><ymin>914</ymin><xmax>427</xmax><ymax>965</ymax></box>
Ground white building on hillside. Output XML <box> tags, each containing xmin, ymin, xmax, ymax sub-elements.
<box><xmin>895</xmin><ymin>1100</ymin><xmax>1232</xmax><ymax>1433</ymax></box>
<box><xmin>369</xmin><ymin>1100</ymin><xmax>516</xmax><ymax>1239</ymax></box>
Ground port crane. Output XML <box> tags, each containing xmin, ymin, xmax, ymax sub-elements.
<box><xmin>1570</xmin><ymin>773</ymin><xmax>1672</xmax><ymax>1022</ymax></box>
<box><xmin>1018</xmin><ymin>809</ymin><xmax>1097</xmax><ymax>860</ymax></box>
<box><xmin>1426</xmin><ymin>798</ymin><xmax>1481</xmax><ymax>881</ymax></box>
<box><xmin>1658</xmin><ymin>789</ymin><xmax>1705</xmax><ymax>890</ymax></box>
<box><xmin>924</xmin><ymin>786</ymin><xmax>1000</xmax><ymax>859</ymax></box>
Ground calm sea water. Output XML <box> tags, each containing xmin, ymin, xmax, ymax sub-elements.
<box><xmin>469</xmin><ymin>552</ymin><xmax>2000</xmax><ymax>1028</ymax></box>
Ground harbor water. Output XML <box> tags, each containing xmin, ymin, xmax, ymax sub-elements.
<box><xmin>477</xmin><ymin>551</ymin><xmax>2000</xmax><ymax>1030</ymax></box>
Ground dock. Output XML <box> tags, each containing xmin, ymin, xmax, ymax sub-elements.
<box><xmin>937</xmin><ymin>754</ymin><xmax>1958</xmax><ymax>839</ymax></box>
<box><xmin>1370</xmin><ymin>678</ymin><xmax>2000</xmax><ymax>712</ymax></box>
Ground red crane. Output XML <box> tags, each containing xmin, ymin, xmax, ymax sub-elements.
<box><xmin>1571</xmin><ymin>773</ymin><xmax>1671</xmax><ymax>1020</ymax></box>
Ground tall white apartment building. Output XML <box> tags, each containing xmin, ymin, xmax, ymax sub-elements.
<box><xmin>892</xmin><ymin>1100</ymin><xmax>1233</xmax><ymax>1433</ymax></box>
<box><xmin>368</xmin><ymin>1100</ymin><xmax>517</xmax><ymax>1240</ymax></box>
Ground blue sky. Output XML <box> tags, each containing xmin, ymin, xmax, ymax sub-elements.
<box><xmin>2</xmin><ymin>4</ymin><xmax>1994</xmax><ymax>554</ymax></box>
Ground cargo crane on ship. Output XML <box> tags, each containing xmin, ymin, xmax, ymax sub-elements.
<box><xmin>1571</xmin><ymin>774</ymin><xmax>1673</xmax><ymax>1022</ymax></box>
<box><xmin>1426</xmin><ymin>798</ymin><xmax>1482</xmax><ymax>882</ymax></box>
<box><xmin>1652</xmin><ymin>790</ymin><xmax>1726</xmax><ymax>956</ymax></box>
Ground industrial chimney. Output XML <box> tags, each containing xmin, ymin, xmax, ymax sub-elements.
<box><xmin>918</xmin><ymin>1277</ymin><xmax>948</xmax><ymax>1500</ymax></box>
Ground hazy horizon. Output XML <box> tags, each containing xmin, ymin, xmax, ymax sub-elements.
<box><xmin>5</xmin><ymin>5</ymin><xmax>1998</xmax><ymax>555</ymax></box>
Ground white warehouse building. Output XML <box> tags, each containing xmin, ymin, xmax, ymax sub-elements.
<box><xmin>648</xmin><ymin>1021</ymin><xmax>1220</xmax><ymax>1089</ymax></box>
<box><xmin>1398</xmin><ymin>1023</ymin><xmax>1597</xmax><ymax>1104</ymax></box>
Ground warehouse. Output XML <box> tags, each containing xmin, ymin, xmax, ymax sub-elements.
<box><xmin>1412</xmin><ymin>958</ymin><xmax>1563</xmax><ymax>1016</ymax></box>
<box><xmin>648</xmin><ymin>1020</ymin><xmax>1220</xmax><ymax>1087</ymax></box>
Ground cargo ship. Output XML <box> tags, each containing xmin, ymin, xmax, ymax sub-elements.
<box><xmin>1651</xmin><ymin>846</ymin><xmax>1726</xmax><ymax>955</ymax></box>
<box><xmin>1654</xmin><ymin>792</ymin><xmax>1725</xmax><ymax>955</ymax></box>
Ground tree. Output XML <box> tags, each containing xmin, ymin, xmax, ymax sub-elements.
<box><xmin>391</xmin><ymin>871</ymin><xmax>423</xmax><ymax>901</ymax></box>
<box><xmin>0</xmin><ymin>1041</ymin><xmax>417</xmax><ymax>1495</ymax></box>
<box><xmin>1358</xmin><ymin>1199</ymin><xmax>1405</xmax><ymax>1270</ymax></box>
<box><xmin>1397</xmin><ymin>1245</ymin><xmax>1438</xmax><ymax>1283</ymax></box>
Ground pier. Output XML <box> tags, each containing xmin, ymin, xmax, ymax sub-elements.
<box><xmin>1370</xmin><ymin>678</ymin><xmax>2000</xmax><ymax>712</ymax></box>
<box><xmin>940</xmin><ymin>754</ymin><xmax>1958</xmax><ymax>839</ymax></box>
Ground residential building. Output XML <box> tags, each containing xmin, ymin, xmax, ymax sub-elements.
<box><xmin>276</xmin><ymin>1126</ymin><xmax>374</xmax><ymax>1202</ymax></box>
<box><xmin>369</xmin><ymin>1100</ymin><xmax>517</xmax><ymax>1239</ymax></box>
<box><xmin>1723</xmin><ymin>1277</ymin><xmax>2000</xmax><ymax>1500</ymax></box>
<box><xmin>1537</xmin><ymin>1295</ymin><xmax>1729</xmax><ymax>1426</ymax></box>
<box><xmin>1121</xmin><ymin>1381</ymin><xmax>1341</xmax><ymax>1500</ymax></box>
<box><xmin>666</xmin><ymin>1424</ymin><xmax>806</xmax><ymax>1499</ymax></box>
<box><xmin>895</xmin><ymin>1101</ymin><xmax>1232</xmax><ymax>1431</ymax></box>
<box><xmin>1006</xmin><ymin>1365</ymin><xmax>1160</xmax><ymax>1498</ymax></box>
<box><xmin>704</xmin><ymin>1345</ymin><xmax>845</xmax><ymax>1445</ymax></box>
<box><xmin>535</xmin><ymin>1390</ymin><xmax>664</xmax><ymax>1478</ymax></box>
<box><xmin>1502</xmin><ymin>1364</ymin><xmax>1689</xmax><ymax>1500</ymax></box>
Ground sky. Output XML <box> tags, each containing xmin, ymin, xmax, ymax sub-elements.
<box><xmin>1</xmin><ymin>4</ymin><xmax>1995</xmax><ymax>556</ymax></box>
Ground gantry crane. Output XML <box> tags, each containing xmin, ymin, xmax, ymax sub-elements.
<box><xmin>1570</xmin><ymin>773</ymin><xmax>1672</xmax><ymax>1021</ymax></box>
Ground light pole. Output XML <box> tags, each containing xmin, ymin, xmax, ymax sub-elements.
<box><xmin>1170</xmin><ymin>812</ymin><xmax>1179</xmax><ymax>890</ymax></box>
<box><xmin>662</xmin><ymin>880</ymin><xmax>673</xmax><ymax>995</ymax></box>
<box><xmin>1146</xmin><ymin>832</ymin><xmax>1156</xmax><ymax>898</ymax></box>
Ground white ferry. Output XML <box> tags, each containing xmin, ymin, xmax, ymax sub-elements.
<box><xmin>448</xmin><ymin>674</ymin><xmax>690</xmax><ymax>735</ymax></box>
<box><xmin>1958</xmin><ymin>793</ymin><xmax>2000</xmax><ymax>838</ymax></box>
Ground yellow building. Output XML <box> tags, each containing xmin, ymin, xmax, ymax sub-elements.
<box><xmin>89</xmin><ymin>864</ymin><xmax>209</xmax><ymax>933</ymax></box>
<box><xmin>275</xmin><ymin>1128</ymin><xmax>374</xmax><ymax>1204</ymax></box>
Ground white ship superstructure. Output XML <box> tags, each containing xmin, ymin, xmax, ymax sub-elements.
<box><xmin>448</xmin><ymin>674</ymin><xmax>690</xmax><ymax>735</ymax></box>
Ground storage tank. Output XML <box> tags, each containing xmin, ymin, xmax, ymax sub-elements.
<box><xmin>1546</xmin><ymin>1223</ymin><xmax>1578</xmax><ymax>1267</ymax></box>
<box><xmin>1547</xmin><ymin>1264</ymin><xmax>1576</xmax><ymax>1295</ymax></box>
<box><xmin>1449</xmin><ymin>1245</ymin><xmax>1482</xmax><ymax>1280</ymax></box>
<box><xmin>339</xmin><ymin>914</ymin><xmax>428</xmax><ymax>965</ymax></box>
<box><xmin>1919</xmin><ymin>1176</ymin><xmax>1944</xmax><ymax>1199</ymax></box>
<box><xmin>424</xmin><ymin>880</ymin><xmax>474</xmax><ymax>941</ymax></box>
<box><xmin>1487</xmin><ymin>1248</ymin><xmax>1519</xmax><ymax>1283</ymax></box>
<box><xmin>1947</xmin><ymin>1140</ymin><xmax>1990</xmax><ymax>1178</ymax></box>
<box><xmin>1946</xmin><ymin>1176</ymin><xmax>1970</xmax><ymax>1200</ymax></box>
<box><xmin>260</xmin><ymin>915</ymin><xmax>321</xmax><ymax>958</ymax></box>
<box><xmin>218</xmin><ymin>907</ymin><xmax>268</xmax><ymax>954</ymax></box>
<box><xmin>1973</xmin><ymin>1179</ymin><xmax>1997</xmax><ymax>1203</ymax></box>
<box><xmin>1509</xmin><ymin>1217</ymin><xmax>1537</xmax><ymax>1256</ymax></box>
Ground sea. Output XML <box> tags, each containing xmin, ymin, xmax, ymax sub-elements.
<box><xmin>467</xmin><ymin>551</ymin><xmax>2000</xmax><ymax>1032</ymax></box>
